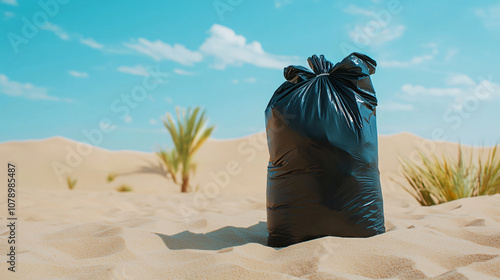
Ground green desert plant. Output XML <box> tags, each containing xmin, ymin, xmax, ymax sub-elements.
<box><xmin>107</xmin><ymin>172</ymin><xmax>118</xmax><ymax>183</ymax></box>
<box><xmin>66</xmin><ymin>176</ymin><xmax>77</xmax><ymax>190</ymax></box>
<box><xmin>155</xmin><ymin>148</ymin><xmax>179</xmax><ymax>184</ymax></box>
<box><xmin>394</xmin><ymin>145</ymin><xmax>500</xmax><ymax>206</ymax></box>
<box><xmin>157</xmin><ymin>106</ymin><xmax>214</xmax><ymax>193</ymax></box>
<box><xmin>116</xmin><ymin>184</ymin><xmax>133</xmax><ymax>192</ymax></box>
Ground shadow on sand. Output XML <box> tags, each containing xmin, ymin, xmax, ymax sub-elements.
<box><xmin>117</xmin><ymin>158</ymin><xmax>167</xmax><ymax>178</ymax></box>
<box><xmin>154</xmin><ymin>221</ymin><xmax>268</xmax><ymax>250</ymax></box>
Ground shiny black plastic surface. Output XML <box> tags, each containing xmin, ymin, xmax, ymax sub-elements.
<box><xmin>265</xmin><ymin>53</ymin><xmax>385</xmax><ymax>247</ymax></box>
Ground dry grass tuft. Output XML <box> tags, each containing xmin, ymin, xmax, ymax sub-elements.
<box><xmin>394</xmin><ymin>145</ymin><xmax>500</xmax><ymax>206</ymax></box>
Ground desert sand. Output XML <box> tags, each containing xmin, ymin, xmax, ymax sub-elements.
<box><xmin>0</xmin><ymin>132</ymin><xmax>499</xmax><ymax>279</ymax></box>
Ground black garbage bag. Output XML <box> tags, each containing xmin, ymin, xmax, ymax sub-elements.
<box><xmin>265</xmin><ymin>53</ymin><xmax>385</xmax><ymax>247</ymax></box>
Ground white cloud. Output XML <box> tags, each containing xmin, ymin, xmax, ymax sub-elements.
<box><xmin>446</xmin><ymin>73</ymin><xmax>475</xmax><ymax>87</ymax></box>
<box><xmin>232</xmin><ymin>77</ymin><xmax>257</xmax><ymax>84</ymax></box>
<box><xmin>445</xmin><ymin>48</ymin><xmax>459</xmax><ymax>61</ymax></box>
<box><xmin>374</xmin><ymin>25</ymin><xmax>405</xmax><ymax>45</ymax></box>
<box><xmin>39</xmin><ymin>23</ymin><xmax>106</xmax><ymax>50</ymax></box>
<box><xmin>379</xmin><ymin>43</ymin><xmax>438</xmax><ymax>68</ymax></box>
<box><xmin>68</xmin><ymin>70</ymin><xmax>88</xmax><ymax>78</ymax></box>
<box><xmin>344</xmin><ymin>4</ymin><xmax>405</xmax><ymax>46</ymax></box>
<box><xmin>117</xmin><ymin>65</ymin><xmax>150</xmax><ymax>77</ymax></box>
<box><xmin>349</xmin><ymin>24</ymin><xmax>405</xmax><ymax>46</ymax></box>
<box><xmin>3</xmin><ymin>11</ymin><xmax>15</xmax><ymax>19</ymax></box>
<box><xmin>124</xmin><ymin>115</ymin><xmax>132</xmax><ymax>123</ymax></box>
<box><xmin>174</xmin><ymin>68</ymin><xmax>195</xmax><ymax>75</ymax></box>
<box><xmin>80</xmin><ymin>37</ymin><xmax>103</xmax><ymax>49</ymax></box>
<box><xmin>200</xmin><ymin>24</ymin><xmax>298</xmax><ymax>69</ymax></box>
<box><xmin>125</xmin><ymin>38</ymin><xmax>203</xmax><ymax>65</ymax></box>
<box><xmin>402</xmin><ymin>84</ymin><xmax>462</xmax><ymax>97</ymax></box>
<box><xmin>475</xmin><ymin>4</ymin><xmax>500</xmax><ymax>27</ymax></box>
<box><xmin>343</xmin><ymin>4</ymin><xmax>376</xmax><ymax>17</ymax></box>
<box><xmin>401</xmin><ymin>74</ymin><xmax>500</xmax><ymax>100</ymax></box>
<box><xmin>0</xmin><ymin>74</ymin><xmax>72</xmax><ymax>102</ymax></box>
<box><xmin>123</xmin><ymin>25</ymin><xmax>298</xmax><ymax>70</ymax></box>
<box><xmin>1</xmin><ymin>0</ymin><xmax>17</xmax><ymax>6</ymax></box>
<box><xmin>165</xmin><ymin>97</ymin><xmax>173</xmax><ymax>104</ymax></box>
<box><xmin>244</xmin><ymin>77</ymin><xmax>256</xmax><ymax>83</ymax></box>
<box><xmin>378</xmin><ymin>101</ymin><xmax>414</xmax><ymax>111</ymax></box>
<box><xmin>149</xmin><ymin>119</ymin><xmax>157</xmax><ymax>125</ymax></box>
<box><xmin>274</xmin><ymin>0</ymin><xmax>292</xmax><ymax>8</ymax></box>
<box><xmin>40</xmin><ymin>23</ymin><xmax>69</xmax><ymax>40</ymax></box>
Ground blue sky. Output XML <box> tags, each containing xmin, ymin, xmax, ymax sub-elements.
<box><xmin>1</xmin><ymin>0</ymin><xmax>499</xmax><ymax>151</ymax></box>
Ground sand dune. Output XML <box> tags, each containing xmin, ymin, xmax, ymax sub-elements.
<box><xmin>0</xmin><ymin>133</ymin><xmax>499</xmax><ymax>279</ymax></box>
<box><xmin>0</xmin><ymin>133</ymin><xmax>270</xmax><ymax>195</ymax></box>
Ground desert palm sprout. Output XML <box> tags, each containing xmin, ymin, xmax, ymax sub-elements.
<box><xmin>155</xmin><ymin>148</ymin><xmax>179</xmax><ymax>184</ymax></box>
<box><xmin>157</xmin><ymin>107</ymin><xmax>214</xmax><ymax>192</ymax></box>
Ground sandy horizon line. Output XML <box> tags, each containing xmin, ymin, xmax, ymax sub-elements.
<box><xmin>1</xmin><ymin>131</ymin><xmax>497</xmax><ymax>153</ymax></box>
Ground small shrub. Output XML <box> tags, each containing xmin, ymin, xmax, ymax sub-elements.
<box><xmin>116</xmin><ymin>184</ymin><xmax>133</xmax><ymax>192</ymax></box>
<box><xmin>107</xmin><ymin>173</ymin><xmax>118</xmax><ymax>183</ymax></box>
<box><xmin>66</xmin><ymin>176</ymin><xmax>77</xmax><ymax>190</ymax></box>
